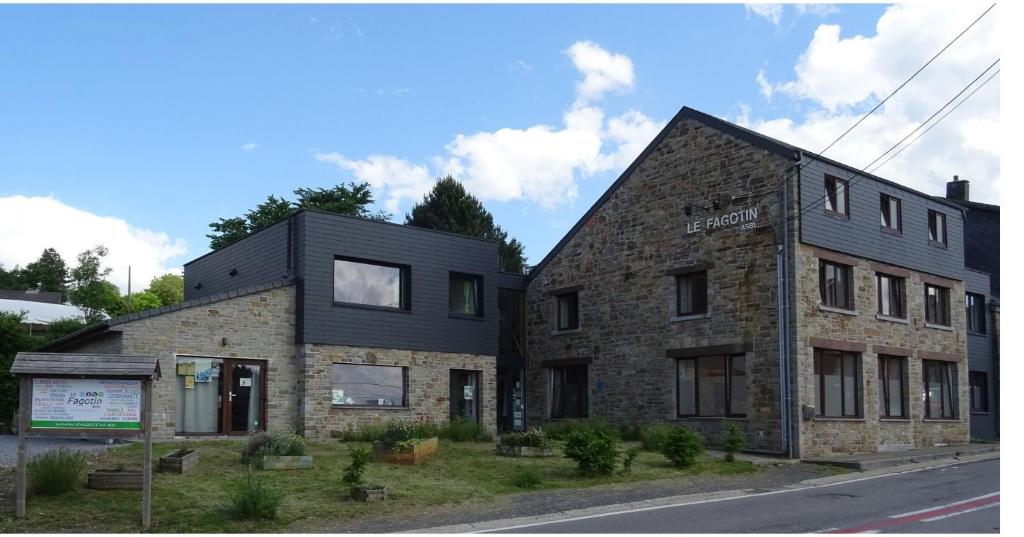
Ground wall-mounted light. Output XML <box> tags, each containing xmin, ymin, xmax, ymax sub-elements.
<box><xmin>684</xmin><ymin>205</ymin><xmax>692</xmax><ymax>216</ymax></box>
<box><xmin>712</xmin><ymin>198</ymin><xmax>721</xmax><ymax>210</ymax></box>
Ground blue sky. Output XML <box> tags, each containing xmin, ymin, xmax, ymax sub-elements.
<box><xmin>0</xmin><ymin>3</ymin><xmax>1000</xmax><ymax>290</ymax></box>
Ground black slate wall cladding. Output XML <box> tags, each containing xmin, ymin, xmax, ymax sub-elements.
<box><xmin>965</xmin><ymin>268</ymin><xmax>996</xmax><ymax>439</ymax></box>
<box><xmin>183</xmin><ymin>219</ymin><xmax>291</xmax><ymax>301</ymax></box>
<box><xmin>799</xmin><ymin>157</ymin><xmax>965</xmax><ymax>281</ymax></box>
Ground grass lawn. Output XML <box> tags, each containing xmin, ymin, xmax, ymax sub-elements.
<box><xmin>0</xmin><ymin>439</ymin><xmax>758</xmax><ymax>533</ymax></box>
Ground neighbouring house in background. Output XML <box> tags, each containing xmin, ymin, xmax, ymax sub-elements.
<box><xmin>0</xmin><ymin>289</ymin><xmax>91</xmax><ymax>335</ymax></box>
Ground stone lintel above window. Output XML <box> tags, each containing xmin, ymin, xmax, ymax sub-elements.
<box><xmin>920</xmin><ymin>274</ymin><xmax>959</xmax><ymax>289</ymax></box>
<box><xmin>872</xmin><ymin>345</ymin><xmax>912</xmax><ymax>357</ymax></box>
<box><xmin>917</xmin><ymin>350</ymin><xmax>959</xmax><ymax>362</ymax></box>
<box><xmin>665</xmin><ymin>342</ymin><xmax>750</xmax><ymax>359</ymax></box>
<box><xmin>664</xmin><ymin>262</ymin><xmax>712</xmax><ymax>276</ymax></box>
<box><xmin>810</xmin><ymin>247</ymin><xmax>857</xmax><ymax>267</ymax></box>
<box><xmin>547</xmin><ymin>284</ymin><xmax>582</xmax><ymax>296</ymax></box>
<box><xmin>869</xmin><ymin>263</ymin><xmax>912</xmax><ymax>279</ymax></box>
<box><xmin>808</xmin><ymin>337</ymin><xmax>866</xmax><ymax>353</ymax></box>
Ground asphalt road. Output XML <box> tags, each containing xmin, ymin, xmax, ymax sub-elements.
<box><xmin>489</xmin><ymin>458</ymin><xmax>999</xmax><ymax>533</ymax></box>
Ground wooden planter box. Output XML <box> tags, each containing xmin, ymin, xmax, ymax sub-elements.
<box><xmin>88</xmin><ymin>468</ymin><xmax>144</xmax><ymax>490</ymax></box>
<box><xmin>372</xmin><ymin>437</ymin><xmax>438</xmax><ymax>465</ymax></box>
<box><xmin>352</xmin><ymin>485</ymin><xmax>388</xmax><ymax>502</ymax></box>
<box><xmin>159</xmin><ymin>448</ymin><xmax>199</xmax><ymax>474</ymax></box>
<box><xmin>260</xmin><ymin>455</ymin><xmax>314</xmax><ymax>470</ymax></box>
<box><xmin>495</xmin><ymin>444</ymin><xmax>555</xmax><ymax>458</ymax></box>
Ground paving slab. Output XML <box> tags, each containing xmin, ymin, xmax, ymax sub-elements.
<box><xmin>802</xmin><ymin>443</ymin><xmax>998</xmax><ymax>470</ymax></box>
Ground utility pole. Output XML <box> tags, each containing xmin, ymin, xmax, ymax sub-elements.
<box><xmin>127</xmin><ymin>265</ymin><xmax>132</xmax><ymax>311</ymax></box>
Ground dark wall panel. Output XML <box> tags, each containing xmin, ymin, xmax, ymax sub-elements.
<box><xmin>183</xmin><ymin>219</ymin><xmax>291</xmax><ymax>300</ymax></box>
<box><xmin>965</xmin><ymin>268</ymin><xmax>996</xmax><ymax>439</ymax></box>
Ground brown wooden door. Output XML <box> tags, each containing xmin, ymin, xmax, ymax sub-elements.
<box><xmin>222</xmin><ymin>359</ymin><xmax>267</xmax><ymax>435</ymax></box>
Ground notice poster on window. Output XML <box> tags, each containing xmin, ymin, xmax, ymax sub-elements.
<box><xmin>31</xmin><ymin>378</ymin><xmax>142</xmax><ymax>430</ymax></box>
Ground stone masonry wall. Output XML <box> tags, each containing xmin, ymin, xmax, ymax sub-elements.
<box><xmin>301</xmin><ymin>344</ymin><xmax>497</xmax><ymax>439</ymax></box>
<box><xmin>525</xmin><ymin>118</ymin><xmax>793</xmax><ymax>451</ymax></box>
<box><xmin>794</xmin><ymin>243</ymin><xmax>969</xmax><ymax>457</ymax></box>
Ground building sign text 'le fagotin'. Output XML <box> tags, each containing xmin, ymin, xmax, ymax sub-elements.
<box><xmin>686</xmin><ymin>206</ymin><xmax>761</xmax><ymax>235</ymax></box>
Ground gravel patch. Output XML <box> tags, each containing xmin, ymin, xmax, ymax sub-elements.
<box><xmin>0</xmin><ymin>436</ymin><xmax>119</xmax><ymax>468</ymax></box>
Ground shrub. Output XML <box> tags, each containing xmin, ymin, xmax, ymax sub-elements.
<box><xmin>379</xmin><ymin>421</ymin><xmax>417</xmax><ymax>447</ymax></box>
<box><xmin>499</xmin><ymin>427</ymin><xmax>550</xmax><ymax>449</ymax></box>
<box><xmin>509</xmin><ymin>465</ymin><xmax>543</xmax><ymax>489</ymax></box>
<box><xmin>231</xmin><ymin>468</ymin><xmax>283</xmax><ymax>521</ymax></box>
<box><xmin>412</xmin><ymin>420</ymin><xmax>441</xmax><ymax>440</ymax></box>
<box><xmin>661</xmin><ymin>427</ymin><xmax>703</xmax><ymax>468</ymax></box>
<box><xmin>640</xmin><ymin>424</ymin><xmax>674</xmax><ymax>452</ymax></box>
<box><xmin>619</xmin><ymin>423</ymin><xmax>644</xmax><ymax>442</ymax></box>
<box><xmin>563</xmin><ymin>428</ymin><xmax>620</xmax><ymax>477</ymax></box>
<box><xmin>27</xmin><ymin>448</ymin><xmax>86</xmax><ymax>496</ymax></box>
<box><xmin>342</xmin><ymin>446</ymin><xmax>371</xmax><ymax>494</ymax></box>
<box><xmin>241</xmin><ymin>431</ymin><xmax>308</xmax><ymax>464</ymax></box>
<box><xmin>621</xmin><ymin>447</ymin><xmax>641</xmax><ymax>475</ymax></box>
<box><xmin>441</xmin><ymin>418</ymin><xmax>492</xmax><ymax>442</ymax></box>
<box><xmin>723</xmin><ymin>423</ymin><xmax>746</xmax><ymax>462</ymax></box>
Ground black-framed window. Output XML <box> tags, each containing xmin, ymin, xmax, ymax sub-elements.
<box><xmin>813</xmin><ymin>349</ymin><xmax>861</xmax><ymax>418</ymax></box>
<box><xmin>878</xmin><ymin>355</ymin><xmax>907</xmax><ymax>419</ymax></box>
<box><xmin>969</xmin><ymin>371</ymin><xmax>989</xmax><ymax>413</ymax></box>
<box><xmin>333</xmin><ymin>257</ymin><xmax>410</xmax><ymax>310</ymax></box>
<box><xmin>925</xmin><ymin>284</ymin><xmax>951</xmax><ymax>326</ymax></box>
<box><xmin>880</xmin><ymin>194</ymin><xmax>902</xmax><ymax>232</ymax></box>
<box><xmin>876</xmin><ymin>273</ymin><xmax>906</xmax><ymax>318</ymax></box>
<box><xmin>928</xmin><ymin>210</ymin><xmax>947</xmax><ymax>245</ymax></box>
<box><xmin>825</xmin><ymin>175</ymin><xmax>849</xmax><ymax>216</ymax></box>
<box><xmin>550</xmin><ymin>365</ymin><xmax>587</xmax><ymax>418</ymax></box>
<box><xmin>923</xmin><ymin>360</ymin><xmax>957</xmax><ymax>419</ymax></box>
<box><xmin>449</xmin><ymin>272</ymin><xmax>484</xmax><ymax>317</ymax></box>
<box><xmin>331</xmin><ymin>363</ymin><xmax>406</xmax><ymax>407</ymax></box>
<box><xmin>966</xmin><ymin>293</ymin><xmax>986</xmax><ymax>334</ymax></box>
<box><xmin>556</xmin><ymin>292</ymin><xmax>579</xmax><ymax>331</ymax></box>
<box><xmin>820</xmin><ymin>260</ymin><xmax>853</xmax><ymax>310</ymax></box>
<box><xmin>676</xmin><ymin>354</ymin><xmax>746</xmax><ymax>417</ymax></box>
<box><xmin>676</xmin><ymin>271</ymin><xmax>708</xmax><ymax>316</ymax></box>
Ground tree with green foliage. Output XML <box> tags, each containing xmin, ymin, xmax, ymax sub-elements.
<box><xmin>68</xmin><ymin>246</ymin><xmax>120</xmax><ymax>322</ymax></box>
<box><xmin>23</xmin><ymin>248</ymin><xmax>70</xmax><ymax>295</ymax></box>
<box><xmin>208</xmin><ymin>182</ymin><xmax>391</xmax><ymax>250</ymax></box>
<box><xmin>0</xmin><ymin>311</ymin><xmax>35</xmax><ymax>425</ymax></box>
<box><xmin>146</xmin><ymin>273</ymin><xmax>184</xmax><ymax>306</ymax></box>
<box><xmin>114</xmin><ymin>291</ymin><xmax>163</xmax><ymax>315</ymax></box>
<box><xmin>0</xmin><ymin>263</ymin><xmax>28</xmax><ymax>290</ymax></box>
<box><xmin>405</xmin><ymin>176</ymin><xmax>528</xmax><ymax>273</ymax></box>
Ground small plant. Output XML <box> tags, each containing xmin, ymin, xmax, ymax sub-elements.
<box><xmin>241</xmin><ymin>431</ymin><xmax>308</xmax><ymax>465</ymax></box>
<box><xmin>563</xmin><ymin>428</ymin><xmax>620</xmax><ymax>477</ymax></box>
<box><xmin>379</xmin><ymin>420</ymin><xmax>417</xmax><ymax>447</ymax></box>
<box><xmin>640</xmin><ymin>424</ymin><xmax>673</xmax><ymax>452</ymax></box>
<box><xmin>342</xmin><ymin>447</ymin><xmax>371</xmax><ymax>494</ymax></box>
<box><xmin>621</xmin><ymin>447</ymin><xmax>641</xmax><ymax>474</ymax></box>
<box><xmin>723</xmin><ymin>423</ymin><xmax>746</xmax><ymax>462</ymax></box>
<box><xmin>509</xmin><ymin>465</ymin><xmax>544</xmax><ymax>489</ymax></box>
<box><xmin>241</xmin><ymin>432</ymin><xmax>275</xmax><ymax>464</ymax></box>
<box><xmin>27</xmin><ymin>448</ymin><xmax>86</xmax><ymax>496</ymax></box>
<box><xmin>661</xmin><ymin>427</ymin><xmax>703</xmax><ymax>468</ymax></box>
<box><xmin>441</xmin><ymin>418</ymin><xmax>492</xmax><ymax>442</ymax></box>
<box><xmin>499</xmin><ymin>427</ymin><xmax>550</xmax><ymax>449</ymax></box>
<box><xmin>230</xmin><ymin>467</ymin><xmax>283</xmax><ymax>521</ymax></box>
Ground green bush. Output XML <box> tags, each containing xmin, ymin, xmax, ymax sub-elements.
<box><xmin>661</xmin><ymin>427</ymin><xmax>703</xmax><ymax>468</ymax></box>
<box><xmin>618</xmin><ymin>423</ymin><xmax>644</xmax><ymax>442</ymax></box>
<box><xmin>640</xmin><ymin>424</ymin><xmax>674</xmax><ymax>452</ymax></box>
<box><xmin>231</xmin><ymin>468</ymin><xmax>283</xmax><ymax>520</ymax></box>
<box><xmin>241</xmin><ymin>431</ymin><xmax>308</xmax><ymax>464</ymax></box>
<box><xmin>621</xmin><ymin>447</ymin><xmax>641</xmax><ymax>474</ymax></box>
<box><xmin>563</xmin><ymin>428</ymin><xmax>620</xmax><ymax>477</ymax></box>
<box><xmin>509</xmin><ymin>465</ymin><xmax>543</xmax><ymax>489</ymax></box>
<box><xmin>441</xmin><ymin>418</ymin><xmax>492</xmax><ymax>442</ymax></box>
<box><xmin>379</xmin><ymin>421</ymin><xmax>417</xmax><ymax>447</ymax></box>
<box><xmin>723</xmin><ymin>423</ymin><xmax>746</xmax><ymax>462</ymax></box>
<box><xmin>28</xmin><ymin>448</ymin><xmax>86</xmax><ymax>496</ymax></box>
<box><xmin>342</xmin><ymin>446</ymin><xmax>371</xmax><ymax>495</ymax></box>
<box><xmin>499</xmin><ymin>427</ymin><xmax>550</xmax><ymax>449</ymax></box>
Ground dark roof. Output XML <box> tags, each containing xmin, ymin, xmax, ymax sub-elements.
<box><xmin>942</xmin><ymin>197</ymin><xmax>1000</xmax><ymax>212</ymax></box>
<box><xmin>41</xmin><ymin>279</ymin><xmax>294</xmax><ymax>351</ymax></box>
<box><xmin>0</xmin><ymin>290</ymin><xmax>63</xmax><ymax>304</ymax></box>
<box><xmin>11</xmin><ymin>352</ymin><xmax>161</xmax><ymax>378</ymax></box>
<box><xmin>528</xmin><ymin>105</ymin><xmax>968</xmax><ymax>278</ymax></box>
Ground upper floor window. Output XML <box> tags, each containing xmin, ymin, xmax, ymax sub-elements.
<box><xmin>677</xmin><ymin>354</ymin><xmax>747</xmax><ymax>417</ymax></box>
<box><xmin>876</xmin><ymin>273</ymin><xmax>906</xmax><ymax>319</ymax></box>
<box><xmin>676</xmin><ymin>271</ymin><xmax>708</xmax><ymax>317</ymax></box>
<box><xmin>814</xmin><ymin>349</ymin><xmax>861</xmax><ymax>418</ymax></box>
<box><xmin>825</xmin><ymin>175</ymin><xmax>849</xmax><ymax>216</ymax></box>
<box><xmin>556</xmin><ymin>291</ymin><xmax>579</xmax><ymax>331</ymax></box>
<box><xmin>333</xmin><ymin>257</ymin><xmax>410</xmax><ymax>310</ymax></box>
<box><xmin>820</xmin><ymin>260</ymin><xmax>854</xmax><ymax>310</ymax></box>
<box><xmin>925</xmin><ymin>283</ymin><xmax>951</xmax><ymax>327</ymax></box>
<box><xmin>969</xmin><ymin>371</ymin><xmax>989</xmax><ymax>413</ymax></box>
<box><xmin>331</xmin><ymin>363</ymin><xmax>406</xmax><ymax>407</ymax></box>
<box><xmin>928</xmin><ymin>210</ymin><xmax>947</xmax><ymax>245</ymax></box>
<box><xmin>923</xmin><ymin>360</ymin><xmax>957</xmax><ymax>420</ymax></box>
<box><xmin>449</xmin><ymin>272</ymin><xmax>483</xmax><ymax>317</ymax></box>
<box><xmin>880</xmin><ymin>194</ymin><xmax>902</xmax><ymax>232</ymax></box>
<box><xmin>966</xmin><ymin>292</ymin><xmax>986</xmax><ymax>334</ymax></box>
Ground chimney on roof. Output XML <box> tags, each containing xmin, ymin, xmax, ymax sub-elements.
<box><xmin>946</xmin><ymin>175</ymin><xmax>970</xmax><ymax>201</ymax></box>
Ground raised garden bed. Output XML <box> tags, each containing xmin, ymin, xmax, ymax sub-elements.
<box><xmin>372</xmin><ymin>437</ymin><xmax>438</xmax><ymax>465</ymax></box>
<box><xmin>260</xmin><ymin>455</ymin><xmax>314</xmax><ymax>470</ymax></box>
<box><xmin>159</xmin><ymin>448</ymin><xmax>199</xmax><ymax>474</ymax></box>
<box><xmin>352</xmin><ymin>484</ymin><xmax>388</xmax><ymax>502</ymax></box>
<box><xmin>495</xmin><ymin>444</ymin><xmax>555</xmax><ymax>457</ymax></box>
<box><xmin>88</xmin><ymin>468</ymin><xmax>144</xmax><ymax>490</ymax></box>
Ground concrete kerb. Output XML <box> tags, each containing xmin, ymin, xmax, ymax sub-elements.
<box><xmin>409</xmin><ymin>451</ymin><xmax>999</xmax><ymax>534</ymax></box>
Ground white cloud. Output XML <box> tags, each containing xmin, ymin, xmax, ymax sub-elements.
<box><xmin>745</xmin><ymin>3</ymin><xmax>783</xmax><ymax>25</ymax></box>
<box><xmin>0</xmin><ymin>195</ymin><xmax>188</xmax><ymax>294</ymax></box>
<box><xmin>316</xmin><ymin>40</ymin><xmax>666</xmax><ymax>211</ymax></box>
<box><xmin>746</xmin><ymin>3</ymin><xmax>838</xmax><ymax>26</ymax></box>
<box><xmin>742</xmin><ymin>3</ymin><xmax>1000</xmax><ymax>202</ymax></box>
<box><xmin>242</xmin><ymin>143</ymin><xmax>258</xmax><ymax>151</ymax></box>
<box><xmin>756</xmin><ymin>69</ymin><xmax>774</xmax><ymax>100</ymax></box>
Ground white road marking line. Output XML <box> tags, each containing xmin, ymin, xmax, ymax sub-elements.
<box><xmin>888</xmin><ymin>492</ymin><xmax>1000</xmax><ymax>518</ymax></box>
<box><xmin>921</xmin><ymin>501</ymin><xmax>999</xmax><ymax>522</ymax></box>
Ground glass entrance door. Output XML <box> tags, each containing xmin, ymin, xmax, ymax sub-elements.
<box><xmin>225</xmin><ymin>361</ymin><xmax>265</xmax><ymax>434</ymax></box>
<box><xmin>450</xmin><ymin>370</ymin><xmax>480</xmax><ymax>423</ymax></box>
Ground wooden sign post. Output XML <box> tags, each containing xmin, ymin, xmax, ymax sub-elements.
<box><xmin>10</xmin><ymin>353</ymin><xmax>160</xmax><ymax>529</ymax></box>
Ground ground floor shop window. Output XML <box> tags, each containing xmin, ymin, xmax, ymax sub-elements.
<box><xmin>969</xmin><ymin>371</ymin><xmax>989</xmax><ymax>412</ymax></box>
<box><xmin>814</xmin><ymin>349</ymin><xmax>861</xmax><ymax>418</ymax></box>
<box><xmin>175</xmin><ymin>356</ymin><xmax>265</xmax><ymax>435</ymax></box>
<box><xmin>331</xmin><ymin>363</ymin><xmax>406</xmax><ymax>406</ymax></box>
<box><xmin>450</xmin><ymin>369</ymin><xmax>481</xmax><ymax>423</ymax></box>
<box><xmin>923</xmin><ymin>360</ymin><xmax>957</xmax><ymax>419</ymax></box>
<box><xmin>877</xmin><ymin>355</ymin><xmax>907</xmax><ymax>419</ymax></box>
<box><xmin>549</xmin><ymin>365</ymin><xmax>587</xmax><ymax>418</ymax></box>
<box><xmin>676</xmin><ymin>354</ymin><xmax>746</xmax><ymax>417</ymax></box>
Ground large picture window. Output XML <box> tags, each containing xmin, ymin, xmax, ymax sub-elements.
<box><xmin>825</xmin><ymin>175</ymin><xmax>849</xmax><ymax>216</ymax></box>
<box><xmin>331</xmin><ymin>363</ymin><xmax>406</xmax><ymax>406</ymax></box>
<box><xmin>925</xmin><ymin>284</ymin><xmax>951</xmax><ymax>326</ymax></box>
<box><xmin>877</xmin><ymin>355</ymin><xmax>907</xmax><ymax>419</ymax></box>
<box><xmin>966</xmin><ymin>293</ymin><xmax>986</xmax><ymax>334</ymax></box>
<box><xmin>556</xmin><ymin>292</ymin><xmax>579</xmax><ymax>331</ymax></box>
<box><xmin>820</xmin><ymin>260</ymin><xmax>854</xmax><ymax>310</ymax></box>
<box><xmin>813</xmin><ymin>349</ymin><xmax>861</xmax><ymax>418</ymax></box>
<box><xmin>550</xmin><ymin>365</ymin><xmax>587</xmax><ymax>418</ymax></box>
<box><xmin>876</xmin><ymin>273</ymin><xmax>906</xmax><ymax>319</ymax></box>
<box><xmin>969</xmin><ymin>371</ymin><xmax>989</xmax><ymax>413</ymax></box>
<box><xmin>449</xmin><ymin>272</ymin><xmax>483</xmax><ymax>317</ymax></box>
<box><xmin>676</xmin><ymin>271</ymin><xmax>708</xmax><ymax>316</ymax></box>
<box><xmin>676</xmin><ymin>354</ymin><xmax>746</xmax><ymax>417</ymax></box>
<box><xmin>928</xmin><ymin>210</ymin><xmax>947</xmax><ymax>245</ymax></box>
<box><xmin>880</xmin><ymin>194</ymin><xmax>902</xmax><ymax>232</ymax></box>
<box><xmin>923</xmin><ymin>360</ymin><xmax>956</xmax><ymax>419</ymax></box>
<box><xmin>333</xmin><ymin>257</ymin><xmax>410</xmax><ymax>310</ymax></box>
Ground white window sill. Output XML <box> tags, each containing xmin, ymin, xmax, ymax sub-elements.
<box><xmin>551</xmin><ymin>328</ymin><xmax>582</xmax><ymax>336</ymax></box>
<box><xmin>819</xmin><ymin>304</ymin><xmax>858</xmax><ymax>316</ymax></box>
<box><xmin>876</xmin><ymin>313</ymin><xmax>910</xmax><ymax>324</ymax></box>
<box><xmin>924</xmin><ymin>322</ymin><xmax>953</xmax><ymax>331</ymax></box>
<box><xmin>671</xmin><ymin>313</ymin><xmax>710</xmax><ymax>322</ymax></box>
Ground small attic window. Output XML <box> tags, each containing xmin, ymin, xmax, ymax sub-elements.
<box><xmin>229</xmin><ymin>268</ymin><xmax>238</xmax><ymax>277</ymax></box>
<box><xmin>193</xmin><ymin>282</ymin><xmax>202</xmax><ymax>290</ymax></box>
